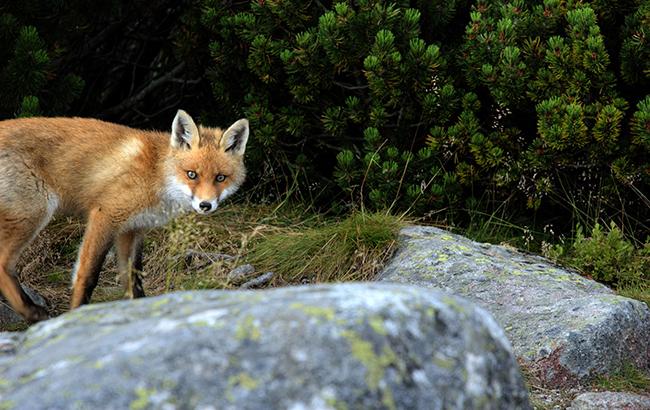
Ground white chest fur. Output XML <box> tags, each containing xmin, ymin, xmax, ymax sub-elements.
<box><xmin>121</xmin><ymin>176</ymin><xmax>193</xmax><ymax>232</ymax></box>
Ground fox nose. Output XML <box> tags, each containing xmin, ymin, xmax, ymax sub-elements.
<box><xmin>199</xmin><ymin>201</ymin><xmax>212</xmax><ymax>212</ymax></box>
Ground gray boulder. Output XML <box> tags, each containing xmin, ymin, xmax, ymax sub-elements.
<box><xmin>569</xmin><ymin>392</ymin><xmax>650</xmax><ymax>409</ymax></box>
<box><xmin>379</xmin><ymin>226</ymin><xmax>650</xmax><ymax>387</ymax></box>
<box><xmin>0</xmin><ymin>283</ymin><xmax>530</xmax><ymax>410</ymax></box>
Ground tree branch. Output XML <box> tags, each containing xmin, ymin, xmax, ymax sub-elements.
<box><xmin>102</xmin><ymin>62</ymin><xmax>186</xmax><ymax>117</ymax></box>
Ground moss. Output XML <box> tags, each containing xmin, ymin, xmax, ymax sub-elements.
<box><xmin>130</xmin><ymin>387</ymin><xmax>156</xmax><ymax>410</ymax></box>
<box><xmin>473</xmin><ymin>257</ymin><xmax>491</xmax><ymax>264</ymax></box>
<box><xmin>441</xmin><ymin>295</ymin><xmax>465</xmax><ymax>314</ymax></box>
<box><xmin>325</xmin><ymin>397</ymin><xmax>349</xmax><ymax>410</ymax></box>
<box><xmin>437</xmin><ymin>253</ymin><xmax>449</xmax><ymax>262</ymax></box>
<box><xmin>228</xmin><ymin>372</ymin><xmax>259</xmax><ymax>390</ymax></box>
<box><xmin>433</xmin><ymin>356</ymin><xmax>456</xmax><ymax>370</ymax></box>
<box><xmin>225</xmin><ymin>372</ymin><xmax>259</xmax><ymax>402</ymax></box>
<box><xmin>368</xmin><ymin>316</ymin><xmax>387</xmax><ymax>335</ymax></box>
<box><xmin>342</xmin><ymin>330</ymin><xmax>397</xmax><ymax>410</ymax></box>
<box><xmin>235</xmin><ymin>315</ymin><xmax>261</xmax><ymax>341</ymax></box>
<box><xmin>381</xmin><ymin>387</ymin><xmax>396</xmax><ymax>410</ymax></box>
<box><xmin>151</xmin><ymin>298</ymin><xmax>171</xmax><ymax>309</ymax></box>
<box><xmin>41</xmin><ymin>333</ymin><xmax>67</xmax><ymax>349</ymax></box>
<box><xmin>0</xmin><ymin>400</ymin><xmax>15</xmax><ymax>410</ymax></box>
<box><xmin>290</xmin><ymin>303</ymin><xmax>336</xmax><ymax>321</ymax></box>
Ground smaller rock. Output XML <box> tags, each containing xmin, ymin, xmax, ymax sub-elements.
<box><xmin>569</xmin><ymin>392</ymin><xmax>650</xmax><ymax>410</ymax></box>
<box><xmin>184</xmin><ymin>250</ymin><xmax>235</xmax><ymax>269</ymax></box>
<box><xmin>227</xmin><ymin>264</ymin><xmax>256</xmax><ymax>284</ymax></box>
<box><xmin>240</xmin><ymin>271</ymin><xmax>275</xmax><ymax>289</ymax></box>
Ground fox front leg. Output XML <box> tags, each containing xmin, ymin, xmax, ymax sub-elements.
<box><xmin>70</xmin><ymin>209</ymin><xmax>115</xmax><ymax>308</ymax></box>
<box><xmin>115</xmin><ymin>230</ymin><xmax>146</xmax><ymax>299</ymax></box>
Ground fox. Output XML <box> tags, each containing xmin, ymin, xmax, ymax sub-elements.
<box><xmin>0</xmin><ymin>110</ymin><xmax>249</xmax><ymax>323</ymax></box>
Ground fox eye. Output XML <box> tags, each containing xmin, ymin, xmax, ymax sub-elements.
<box><xmin>215</xmin><ymin>174</ymin><xmax>226</xmax><ymax>183</ymax></box>
<box><xmin>187</xmin><ymin>170</ymin><xmax>197</xmax><ymax>180</ymax></box>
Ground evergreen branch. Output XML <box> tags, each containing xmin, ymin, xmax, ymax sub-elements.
<box><xmin>102</xmin><ymin>62</ymin><xmax>186</xmax><ymax>117</ymax></box>
<box><xmin>333</xmin><ymin>81</ymin><xmax>368</xmax><ymax>90</ymax></box>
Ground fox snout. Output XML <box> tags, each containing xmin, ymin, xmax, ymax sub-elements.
<box><xmin>191</xmin><ymin>196</ymin><xmax>218</xmax><ymax>214</ymax></box>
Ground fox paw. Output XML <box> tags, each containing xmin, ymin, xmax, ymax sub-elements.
<box><xmin>24</xmin><ymin>304</ymin><xmax>49</xmax><ymax>324</ymax></box>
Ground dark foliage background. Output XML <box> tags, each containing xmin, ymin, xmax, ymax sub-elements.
<box><xmin>1</xmin><ymin>0</ymin><xmax>648</xmax><ymax>240</ymax></box>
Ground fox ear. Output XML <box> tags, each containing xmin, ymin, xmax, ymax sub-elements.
<box><xmin>220</xmin><ymin>119</ymin><xmax>249</xmax><ymax>156</ymax></box>
<box><xmin>171</xmin><ymin>110</ymin><xmax>200</xmax><ymax>149</ymax></box>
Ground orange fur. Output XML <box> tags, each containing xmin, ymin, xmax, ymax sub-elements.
<box><xmin>0</xmin><ymin>110</ymin><xmax>249</xmax><ymax>322</ymax></box>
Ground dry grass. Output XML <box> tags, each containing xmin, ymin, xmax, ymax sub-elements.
<box><xmin>518</xmin><ymin>360</ymin><xmax>583</xmax><ymax>409</ymax></box>
<box><xmin>246</xmin><ymin>212</ymin><xmax>402</xmax><ymax>284</ymax></box>
<box><xmin>8</xmin><ymin>202</ymin><xmax>402</xmax><ymax>323</ymax></box>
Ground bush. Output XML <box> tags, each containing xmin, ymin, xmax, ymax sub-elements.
<box><xmin>198</xmin><ymin>0</ymin><xmax>649</xmax><ymax>236</ymax></box>
<box><xmin>0</xmin><ymin>16</ymin><xmax>83</xmax><ymax>117</ymax></box>
<box><xmin>200</xmin><ymin>0</ymin><xmax>465</xmax><ymax>211</ymax></box>
<box><xmin>1</xmin><ymin>0</ymin><xmax>648</xmax><ymax>240</ymax></box>
<box><xmin>545</xmin><ymin>222</ymin><xmax>649</xmax><ymax>287</ymax></box>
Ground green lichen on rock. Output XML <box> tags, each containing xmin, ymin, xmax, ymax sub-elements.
<box><xmin>130</xmin><ymin>387</ymin><xmax>156</xmax><ymax>410</ymax></box>
<box><xmin>151</xmin><ymin>297</ymin><xmax>171</xmax><ymax>310</ymax></box>
<box><xmin>433</xmin><ymin>356</ymin><xmax>457</xmax><ymax>370</ymax></box>
<box><xmin>235</xmin><ymin>315</ymin><xmax>261</xmax><ymax>341</ymax></box>
<box><xmin>0</xmin><ymin>284</ymin><xmax>530</xmax><ymax>409</ymax></box>
<box><xmin>289</xmin><ymin>303</ymin><xmax>336</xmax><ymax>322</ymax></box>
<box><xmin>228</xmin><ymin>372</ymin><xmax>259</xmax><ymax>390</ymax></box>
<box><xmin>342</xmin><ymin>329</ymin><xmax>398</xmax><ymax>410</ymax></box>
<box><xmin>368</xmin><ymin>316</ymin><xmax>387</xmax><ymax>335</ymax></box>
<box><xmin>379</xmin><ymin>226</ymin><xmax>650</xmax><ymax>387</ymax></box>
<box><xmin>341</xmin><ymin>330</ymin><xmax>398</xmax><ymax>390</ymax></box>
<box><xmin>0</xmin><ymin>400</ymin><xmax>14</xmax><ymax>410</ymax></box>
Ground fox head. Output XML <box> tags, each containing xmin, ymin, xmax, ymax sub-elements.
<box><xmin>165</xmin><ymin>110</ymin><xmax>249</xmax><ymax>214</ymax></box>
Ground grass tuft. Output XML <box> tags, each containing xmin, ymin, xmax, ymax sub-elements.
<box><xmin>592</xmin><ymin>363</ymin><xmax>650</xmax><ymax>393</ymax></box>
<box><xmin>246</xmin><ymin>212</ymin><xmax>403</xmax><ymax>284</ymax></box>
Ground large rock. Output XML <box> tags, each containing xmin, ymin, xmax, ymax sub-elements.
<box><xmin>379</xmin><ymin>226</ymin><xmax>650</xmax><ymax>387</ymax></box>
<box><xmin>0</xmin><ymin>283</ymin><xmax>530</xmax><ymax>409</ymax></box>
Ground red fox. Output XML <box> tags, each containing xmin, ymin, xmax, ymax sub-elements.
<box><xmin>0</xmin><ymin>110</ymin><xmax>249</xmax><ymax>322</ymax></box>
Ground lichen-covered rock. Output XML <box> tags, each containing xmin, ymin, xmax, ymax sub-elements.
<box><xmin>0</xmin><ymin>283</ymin><xmax>530</xmax><ymax>409</ymax></box>
<box><xmin>569</xmin><ymin>392</ymin><xmax>650</xmax><ymax>409</ymax></box>
<box><xmin>379</xmin><ymin>226</ymin><xmax>650</xmax><ymax>387</ymax></box>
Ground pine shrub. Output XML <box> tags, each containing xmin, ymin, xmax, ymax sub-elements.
<box><xmin>0</xmin><ymin>13</ymin><xmax>83</xmax><ymax>117</ymax></box>
<box><xmin>198</xmin><ymin>0</ymin><xmax>648</xmax><ymax>236</ymax></box>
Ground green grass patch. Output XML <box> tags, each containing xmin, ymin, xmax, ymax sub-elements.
<box><xmin>45</xmin><ymin>270</ymin><xmax>68</xmax><ymax>284</ymax></box>
<box><xmin>592</xmin><ymin>363</ymin><xmax>650</xmax><ymax>393</ymax></box>
<box><xmin>246</xmin><ymin>212</ymin><xmax>403</xmax><ymax>283</ymax></box>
